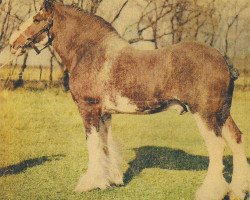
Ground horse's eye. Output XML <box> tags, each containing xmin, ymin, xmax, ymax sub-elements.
<box><xmin>33</xmin><ymin>19</ymin><xmax>40</xmax><ymax>24</ymax></box>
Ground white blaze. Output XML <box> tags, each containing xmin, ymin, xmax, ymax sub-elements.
<box><xmin>9</xmin><ymin>11</ymin><xmax>46</xmax><ymax>46</ymax></box>
<box><xmin>9</xmin><ymin>15</ymin><xmax>34</xmax><ymax>46</ymax></box>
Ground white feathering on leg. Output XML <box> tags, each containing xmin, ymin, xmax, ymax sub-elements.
<box><xmin>222</xmin><ymin>119</ymin><xmax>250</xmax><ymax>199</ymax></box>
<box><xmin>75</xmin><ymin>127</ymin><xmax>110</xmax><ymax>193</ymax></box>
<box><xmin>107</xmin><ymin>124</ymin><xmax>123</xmax><ymax>185</ymax></box>
<box><xmin>194</xmin><ymin>114</ymin><xmax>229</xmax><ymax>200</ymax></box>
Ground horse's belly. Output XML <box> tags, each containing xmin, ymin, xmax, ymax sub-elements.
<box><xmin>103</xmin><ymin>95</ymin><xmax>138</xmax><ymax>114</ymax></box>
<box><xmin>103</xmin><ymin>95</ymin><xmax>187</xmax><ymax>115</ymax></box>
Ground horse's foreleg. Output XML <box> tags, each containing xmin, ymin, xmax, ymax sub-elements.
<box><xmin>194</xmin><ymin>114</ymin><xmax>229</xmax><ymax>200</ymax></box>
<box><xmin>222</xmin><ymin>116</ymin><xmax>250</xmax><ymax>199</ymax></box>
<box><xmin>105</xmin><ymin>116</ymin><xmax>124</xmax><ymax>186</ymax></box>
<box><xmin>74</xmin><ymin>112</ymin><xmax>111</xmax><ymax>193</ymax></box>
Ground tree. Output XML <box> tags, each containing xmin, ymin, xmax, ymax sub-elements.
<box><xmin>122</xmin><ymin>0</ymin><xmax>249</xmax><ymax>61</ymax></box>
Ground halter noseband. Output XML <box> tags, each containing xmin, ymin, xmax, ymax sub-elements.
<box><xmin>22</xmin><ymin>18</ymin><xmax>53</xmax><ymax>55</ymax></box>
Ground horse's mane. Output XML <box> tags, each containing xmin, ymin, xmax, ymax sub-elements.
<box><xmin>56</xmin><ymin>3</ymin><xmax>116</xmax><ymax>33</ymax></box>
<box><xmin>65</xmin><ymin>4</ymin><xmax>84</xmax><ymax>12</ymax></box>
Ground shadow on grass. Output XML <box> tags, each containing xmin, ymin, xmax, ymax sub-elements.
<box><xmin>124</xmin><ymin>146</ymin><xmax>250</xmax><ymax>184</ymax></box>
<box><xmin>0</xmin><ymin>154</ymin><xmax>65</xmax><ymax>177</ymax></box>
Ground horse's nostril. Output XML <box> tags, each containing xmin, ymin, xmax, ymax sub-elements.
<box><xmin>10</xmin><ymin>45</ymin><xmax>14</xmax><ymax>51</ymax></box>
<box><xmin>10</xmin><ymin>47</ymin><xmax>17</xmax><ymax>54</ymax></box>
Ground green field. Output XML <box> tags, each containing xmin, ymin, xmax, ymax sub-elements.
<box><xmin>0</xmin><ymin>89</ymin><xmax>249</xmax><ymax>200</ymax></box>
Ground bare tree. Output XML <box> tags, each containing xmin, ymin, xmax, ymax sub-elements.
<box><xmin>0</xmin><ymin>1</ymin><xmax>25</xmax><ymax>52</ymax></box>
<box><xmin>224</xmin><ymin>1</ymin><xmax>248</xmax><ymax>57</ymax></box>
<box><xmin>0</xmin><ymin>0</ymin><xmax>13</xmax><ymax>51</ymax></box>
<box><xmin>121</xmin><ymin>0</ymin><xmax>249</xmax><ymax>63</ymax></box>
<box><xmin>125</xmin><ymin>0</ymin><xmax>174</xmax><ymax>47</ymax></box>
<box><xmin>124</xmin><ymin>0</ymin><xmax>202</xmax><ymax>47</ymax></box>
<box><xmin>110</xmin><ymin>0</ymin><xmax>128</xmax><ymax>25</ymax></box>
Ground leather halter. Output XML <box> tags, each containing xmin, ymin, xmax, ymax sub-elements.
<box><xmin>22</xmin><ymin>18</ymin><xmax>53</xmax><ymax>55</ymax></box>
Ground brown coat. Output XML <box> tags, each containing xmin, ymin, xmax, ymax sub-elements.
<box><xmin>50</xmin><ymin>4</ymin><xmax>235</xmax><ymax>136</ymax></box>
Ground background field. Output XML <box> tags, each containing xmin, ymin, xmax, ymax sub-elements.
<box><xmin>1</xmin><ymin>0</ymin><xmax>250</xmax><ymax>199</ymax></box>
<box><xmin>0</xmin><ymin>65</ymin><xmax>249</xmax><ymax>91</ymax></box>
<box><xmin>0</xmin><ymin>88</ymin><xmax>249</xmax><ymax>200</ymax></box>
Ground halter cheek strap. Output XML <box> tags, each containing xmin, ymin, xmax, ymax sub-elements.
<box><xmin>22</xmin><ymin>18</ymin><xmax>53</xmax><ymax>55</ymax></box>
<box><xmin>18</xmin><ymin>32</ymin><xmax>40</xmax><ymax>54</ymax></box>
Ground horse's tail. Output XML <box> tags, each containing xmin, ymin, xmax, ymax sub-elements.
<box><xmin>218</xmin><ymin>56</ymin><xmax>239</xmax><ymax>127</ymax></box>
<box><xmin>224</xmin><ymin>55</ymin><xmax>239</xmax><ymax>81</ymax></box>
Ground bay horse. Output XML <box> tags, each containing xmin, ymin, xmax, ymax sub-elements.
<box><xmin>9</xmin><ymin>0</ymin><xmax>250</xmax><ymax>199</ymax></box>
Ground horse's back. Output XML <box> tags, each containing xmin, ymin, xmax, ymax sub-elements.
<box><xmin>104</xmin><ymin>40</ymin><xmax>231</xmax><ymax>116</ymax></box>
<box><xmin>110</xmin><ymin>41</ymin><xmax>230</xmax><ymax>96</ymax></box>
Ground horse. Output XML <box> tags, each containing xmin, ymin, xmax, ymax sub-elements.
<box><xmin>9</xmin><ymin>1</ymin><xmax>250</xmax><ymax>199</ymax></box>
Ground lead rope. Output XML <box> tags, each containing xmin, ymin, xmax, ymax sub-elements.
<box><xmin>0</xmin><ymin>54</ymin><xmax>15</xmax><ymax>70</ymax></box>
<box><xmin>0</xmin><ymin>46</ymin><xmax>23</xmax><ymax>70</ymax></box>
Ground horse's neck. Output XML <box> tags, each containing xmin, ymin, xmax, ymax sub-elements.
<box><xmin>52</xmin><ymin>4</ymin><xmax>118</xmax><ymax>72</ymax></box>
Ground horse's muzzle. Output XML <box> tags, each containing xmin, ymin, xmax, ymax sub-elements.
<box><xmin>10</xmin><ymin>46</ymin><xmax>25</xmax><ymax>56</ymax></box>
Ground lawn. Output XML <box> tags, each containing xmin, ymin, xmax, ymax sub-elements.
<box><xmin>0</xmin><ymin>89</ymin><xmax>249</xmax><ymax>200</ymax></box>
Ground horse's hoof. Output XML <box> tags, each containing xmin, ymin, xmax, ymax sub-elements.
<box><xmin>74</xmin><ymin>173</ymin><xmax>111</xmax><ymax>193</ymax></box>
<box><xmin>110</xmin><ymin>172</ymin><xmax>124</xmax><ymax>186</ymax></box>
<box><xmin>195</xmin><ymin>177</ymin><xmax>229</xmax><ymax>200</ymax></box>
<box><xmin>230</xmin><ymin>167</ymin><xmax>250</xmax><ymax>200</ymax></box>
<box><xmin>228</xmin><ymin>191</ymin><xmax>244</xmax><ymax>200</ymax></box>
<box><xmin>228</xmin><ymin>189</ymin><xmax>247</xmax><ymax>200</ymax></box>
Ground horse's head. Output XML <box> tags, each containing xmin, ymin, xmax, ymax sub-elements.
<box><xmin>9</xmin><ymin>0</ymin><xmax>55</xmax><ymax>56</ymax></box>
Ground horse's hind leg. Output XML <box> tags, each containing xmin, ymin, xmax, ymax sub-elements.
<box><xmin>194</xmin><ymin>114</ymin><xmax>229</xmax><ymax>200</ymax></box>
<box><xmin>221</xmin><ymin>115</ymin><xmax>250</xmax><ymax>199</ymax></box>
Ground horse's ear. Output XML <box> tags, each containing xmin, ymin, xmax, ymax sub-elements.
<box><xmin>43</xmin><ymin>0</ymin><xmax>55</xmax><ymax>12</ymax></box>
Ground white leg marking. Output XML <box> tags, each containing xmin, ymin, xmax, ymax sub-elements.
<box><xmin>75</xmin><ymin>126</ymin><xmax>110</xmax><ymax>193</ymax></box>
<box><xmin>222</xmin><ymin>117</ymin><xmax>250</xmax><ymax>199</ymax></box>
<box><xmin>194</xmin><ymin>114</ymin><xmax>229</xmax><ymax>200</ymax></box>
<box><xmin>106</xmin><ymin>121</ymin><xmax>123</xmax><ymax>185</ymax></box>
<box><xmin>75</xmin><ymin>117</ymin><xmax>123</xmax><ymax>192</ymax></box>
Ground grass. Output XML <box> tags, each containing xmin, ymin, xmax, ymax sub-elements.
<box><xmin>0</xmin><ymin>89</ymin><xmax>249</xmax><ymax>200</ymax></box>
